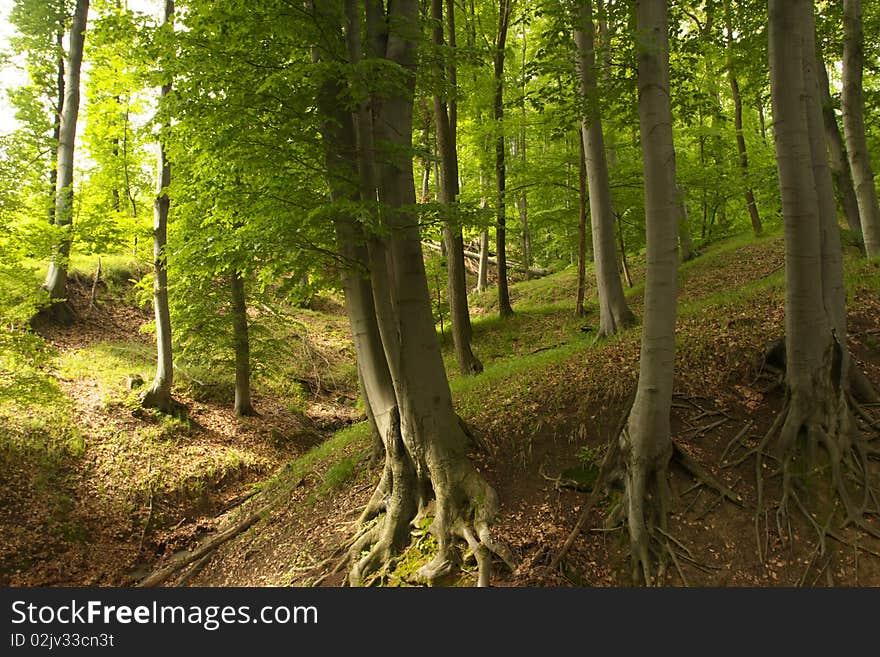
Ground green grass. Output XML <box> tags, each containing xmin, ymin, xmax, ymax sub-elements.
<box><xmin>58</xmin><ymin>341</ymin><xmax>155</xmax><ymax>404</ymax></box>
<box><xmin>258</xmin><ymin>421</ymin><xmax>372</xmax><ymax>506</ymax></box>
<box><xmin>470</xmin><ymin>267</ymin><xmax>581</xmax><ymax>313</ymax></box>
<box><xmin>0</xmin><ymin>333</ymin><xmax>83</xmax><ymax>474</ymax></box>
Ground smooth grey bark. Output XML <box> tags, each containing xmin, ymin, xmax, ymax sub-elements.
<box><xmin>724</xmin><ymin>0</ymin><xmax>763</xmax><ymax>237</ymax></box>
<box><xmin>803</xmin><ymin>10</ymin><xmax>847</xmax><ymax>346</ymax></box>
<box><xmin>574</xmin><ymin>0</ymin><xmax>634</xmax><ymax>336</ymax></box>
<box><xmin>494</xmin><ymin>0</ymin><xmax>514</xmax><ymax>318</ymax></box>
<box><xmin>44</xmin><ymin>0</ymin><xmax>89</xmax><ymax>312</ymax></box>
<box><xmin>431</xmin><ymin>0</ymin><xmax>482</xmax><ymax>375</ymax></box>
<box><xmin>622</xmin><ymin>0</ymin><xmax>678</xmax><ymax>585</ymax></box>
<box><xmin>313</xmin><ymin>14</ymin><xmax>395</xmax><ymax>495</ymax></box>
<box><xmin>841</xmin><ymin>0</ymin><xmax>880</xmax><ymax>257</ymax></box>
<box><xmin>767</xmin><ymin>0</ymin><xmax>858</xmax><ymax>529</ymax></box>
<box><xmin>326</xmin><ymin>0</ymin><xmax>511</xmax><ymax>587</ymax></box>
<box><xmin>476</xmin><ymin>174</ymin><xmax>490</xmax><ymax>293</ymax></box>
<box><xmin>141</xmin><ymin>0</ymin><xmax>175</xmax><ymax>413</ymax></box>
<box><xmin>816</xmin><ymin>48</ymin><xmax>862</xmax><ymax>238</ymax></box>
<box><xmin>230</xmin><ymin>271</ymin><xmax>255</xmax><ymax>417</ymax></box>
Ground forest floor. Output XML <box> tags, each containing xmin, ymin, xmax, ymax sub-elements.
<box><xmin>3</xmin><ymin>228</ymin><xmax>880</xmax><ymax>587</ymax></box>
<box><xmin>0</xmin><ymin>270</ymin><xmax>362</xmax><ymax>585</ymax></box>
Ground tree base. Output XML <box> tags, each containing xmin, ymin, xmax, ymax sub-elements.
<box><xmin>140</xmin><ymin>383</ymin><xmax>179</xmax><ymax>415</ymax></box>
<box><xmin>596</xmin><ymin>308</ymin><xmax>636</xmax><ymax>339</ymax></box>
<box><xmin>235</xmin><ymin>403</ymin><xmax>259</xmax><ymax>417</ymax></box>
<box><xmin>341</xmin><ymin>458</ymin><xmax>516</xmax><ymax>587</ymax></box>
<box><xmin>754</xmin><ymin>387</ymin><xmax>879</xmax><ymax>561</ymax></box>
<box><xmin>30</xmin><ymin>300</ymin><xmax>75</xmax><ymax>329</ymax></box>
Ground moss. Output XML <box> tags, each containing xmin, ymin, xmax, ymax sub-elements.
<box><xmin>385</xmin><ymin>519</ymin><xmax>438</xmax><ymax>587</ymax></box>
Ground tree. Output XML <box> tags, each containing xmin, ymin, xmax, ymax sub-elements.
<box><xmin>573</xmin><ymin>0</ymin><xmax>634</xmax><ymax>337</ymax></box>
<box><xmin>575</xmin><ymin>128</ymin><xmax>588</xmax><ymax>318</ymax></box>
<box><xmin>494</xmin><ymin>0</ymin><xmax>514</xmax><ymax>318</ymax></box>
<box><xmin>841</xmin><ymin>0</ymin><xmax>880</xmax><ymax>257</ymax></box>
<box><xmin>816</xmin><ymin>46</ymin><xmax>862</xmax><ymax>239</ymax></box>
<box><xmin>620</xmin><ymin>0</ymin><xmax>679</xmax><ymax>584</ymax></box>
<box><xmin>8</xmin><ymin>0</ymin><xmax>69</xmax><ymax>227</ymax></box>
<box><xmin>723</xmin><ymin>0</ymin><xmax>763</xmax><ymax>237</ymax></box>
<box><xmin>431</xmin><ymin>0</ymin><xmax>483</xmax><ymax>375</ymax></box>
<box><xmin>78</xmin><ymin>0</ymin><xmax>151</xmax><ymax>255</ymax></box>
<box><xmin>764</xmin><ymin>0</ymin><xmax>870</xmax><ymax>546</ymax></box>
<box><xmin>141</xmin><ymin>0</ymin><xmax>174</xmax><ymax>413</ymax></box>
<box><xmin>229</xmin><ymin>269</ymin><xmax>255</xmax><ymax>416</ymax></box>
<box><xmin>315</xmin><ymin>0</ymin><xmax>514</xmax><ymax>586</ymax></box>
<box><xmin>43</xmin><ymin>0</ymin><xmax>89</xmax><ymax>321</ymax></box>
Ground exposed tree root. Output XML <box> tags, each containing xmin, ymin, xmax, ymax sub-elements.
<box><xmin>753</xmin><ymin>383</ymin><xmax>880</xmax><ymax>566</ymax></box>
<box><xmin>550</xmin><ymin>437</ymin><xmax>621</xmax><ymax>570</ymax></box>
<box><xmin>140</xmin><ymin>384</ymin><xmax>181</xmax><ymax>415</ymax></box>
<box><xmin>30</xmin><ymin>299</ymin><xmax>76</xmax><ymax>329</ymax></box>
<box><xmin>621</xmin><ymin>431</ymin><xmax>672</xmax><ymax>585</ymax></box>
<box><xmin>341</xmin><ymin>423</ymin><xmax>516</xmax><ymax>587</ymax></box>
<box><xmin>553</xmin><ymin>394</ymin><xmax>742</xmax><ymax>584</ymax></box>
<box><xmin>764</xmin><ymin>338</ymin><xmax>880</xmax><ymax>404</ymax></box>
<box><xmin>672</xmin><ymin>441</ymin><xmax>743</xmax><ymax>505</ymax></box>
<box><xmin>138</xmin><ymin>505</ymin><xmax>267</xmax><ymax>587</ymax></box>
<box><xmin>458</xmin><ymin>414</ymin><xmax>491</xmax><ymax>455</ymax></box>
<box><xmin>720</xmin><ymin>422</ymin><xmax>755</xmax><ymax>466</ymax></box>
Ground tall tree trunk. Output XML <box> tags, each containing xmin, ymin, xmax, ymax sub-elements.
<box><xmin>477</xmin><ymin>229</ymin><xmax>490</xmax><ymax>293</ymax></box>
<box><xmin>841</xmin><ymin>0</ymin><xmax>880</xmax><ymax>257</ymax></box>
<box><xmin>431</xmin><ymin>0</ymin><xmax>482</xmax><ymax>375</ymax></box>
<box><xmin>517</xmin><ymin>21</ymin><xmax>531</xmax><ymax>275</ymax></box>
<box><xmin>517</xmin><ymin>195</ymin><xmax>531</xmax><ymax>273</ymax></box>
<box><xmin>622</xmin><ymin>0</ymin><xmax>678</xmax><ymax>584</ymax></box>
<box><xmin>766</xmin><ymin>0</ymin><xmax>862</xmax><ymax>543</ymax></box>
<box><xmin>756</xmin><ymin>93</ymin><xmax>768</xmax><ymax>145</ymax></box>
<box><xmin>617</xmin><ymin>210</ymin><xmax>633</xmax><ymax>287</ymax></box>
<box><xmin>574</xmin><ymin>0</ymin><xmax>634</xmax><ymax>337</ymax></box>
<box><xmin>229</xmin><ymin>271</ymin><xmax>256</xmax><ymax>416</ymax></box>
<box><xmin>494</xmin><ymin>0</ymin><xmax>514</xmax><ymax>318</ymax></box>
<box><xmin>724</xmin><ymin>0</ymin><xmax>763</xmax><ymax>237</ymax></box>
<box><xmin>575</xmin><ymin>129</ymin><xmax>588</xmax><ymax>318</ymax></box>
<box><xmin>816</xmin><ymin>47</ymin><xmax>862</xmax><ymax>238</ymax></box>
<box><xmin>43</xmin><ymin>0</ymin><xmax>89</xmax><ymax>318</ymax></box>
<box><xmin>803</xmin><ymin>6</ymin><xmax>847</xmax><ymax>350</ymax></box>
<box><xmin>328</xmin><ymin>0</ymin><xmax>511</xmax><ymax>587</ymax></box>
<box><xmin>141</xmin><ymin>0</ymin><xmax>175</xmax><ymax>413</ymax></box>
<box><xmin>677</xmin><ymin>185</ymin><xmax>695</xmax><ymax>262</ymax></box>
<box><xmin>48</xmin><ymin>23</ymin><xmax>64</xmax><ymax>225</ymax></box>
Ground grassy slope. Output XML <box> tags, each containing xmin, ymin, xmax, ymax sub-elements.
<box><xmin>5</xmin><ymin>228</ymin><xmax>878</xmax><ymax>585</ymax></box>
<box><xmin>188</xmin><ymin>227</ymin><xmax>879</xmax><ymax>586</ymax></box>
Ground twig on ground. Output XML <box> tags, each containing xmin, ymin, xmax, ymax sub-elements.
<box><xmin>673</xmin><ymin>441</ymin><xmax>742</xmax><ymax>505</ymax></box>
<box><xmin>720</xmin><ymin>422</ymin><xmax>754</xmax><ymax>465</ymax></box>
<box><xmin>139</xmin><ymin>506</ymin><xmax>266</xmax><ymax>587</ymax></box>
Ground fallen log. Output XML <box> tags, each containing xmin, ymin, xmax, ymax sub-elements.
<box><xmin>421</xmin><ymin>240</ymin><xmax>550</xmax><ymax>277</ymax></box>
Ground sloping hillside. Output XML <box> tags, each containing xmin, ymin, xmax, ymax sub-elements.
<box><xmin>161</xmin><ymin>229</ymin><xmax>880</xmax><ymax>587</ymax></box>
